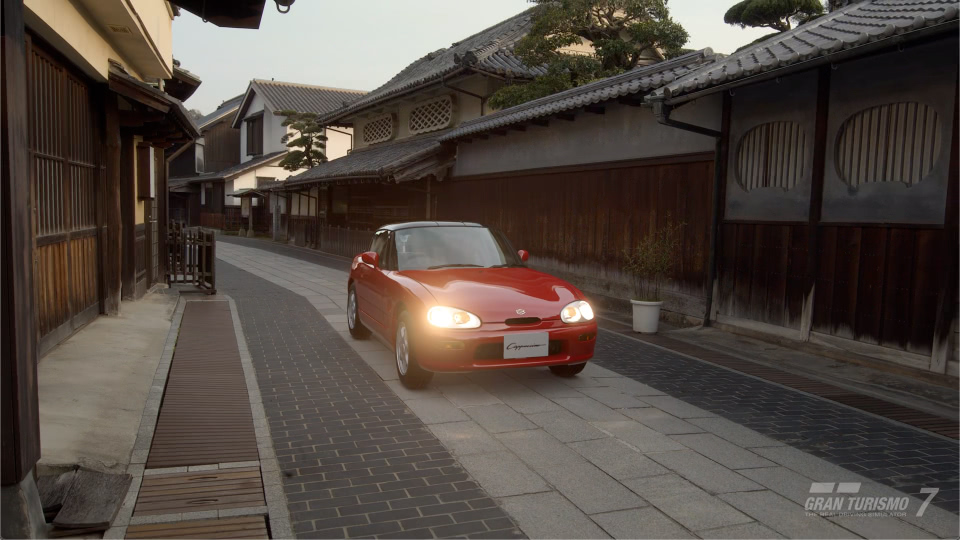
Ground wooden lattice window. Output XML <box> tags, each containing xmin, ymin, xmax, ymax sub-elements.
<box><xmin>409</xmin><ymin>95</ymin><xmax>453</xmax><ymax>134</ymax></box>
<box><xmin>836</xmin><ymin>102</ymin><xmax>941</xmax><ymax>188</ymax></box>
<box><xmin>362</xmin><ymin>113</ymin><xmax>395</xmax><ymax>144</ymax></box>
<box><xmin>735</xmin><ymin>121</ymin><xmax>806</xmax><ymax>192</ymax></box>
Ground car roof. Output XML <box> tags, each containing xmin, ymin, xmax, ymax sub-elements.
<box><xmin>378</xmin><ymin>221</ymin><xmax>484</xmax><ymax>231</ymax></box>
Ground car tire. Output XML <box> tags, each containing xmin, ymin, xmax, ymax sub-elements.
<box><xmin>395</xmin><ymin>311</ymin><xmax>433</xmax><ymax>389</ymax></box>
<box><xmin>549</xmin><ymin>363</ymin><xmax>587</xmax><ymax>378</ymax></box>
<box><xmin>347</xmin><ymin>284</ymin><xmax>370</xmax><ymax>339</ymax></box>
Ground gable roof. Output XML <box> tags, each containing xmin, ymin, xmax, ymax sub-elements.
<box><xmin>169</xmin><ymin>150</ymin><xmax>287</xmax><ymax>185</ymax></box>
<box><xmin>316</xmin><ymin>8</ymin><xmax>545</xmax><ymax>126</ymax></box>
<box><xmin>440</xmin><ymin>49</ymin><xmax>717</xmax><ymax>141</ymax></box>
<box><xmin>649</xmin><ymin>0</ymin><xmax>959</xmax><ymax>104</ymax></box>
<box><xmin>281</xmin><ymin>131</ymin><xmax>452</xmax><ymax>187</ymax></box>
<box><xmin>231</xmin><ymin>79</ymin><xmax>368</xmax><ymax>128</ymax></box>
<box><xmin>198</xmin><ymin>93</ymin><xmax>244</xmax><ymax>130</ymax></box>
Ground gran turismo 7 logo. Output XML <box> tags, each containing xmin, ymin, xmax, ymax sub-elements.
<box><xmin>804</xmin><ymin>482</ymin><xmax>939</xmax><ymax>518</ymax></box>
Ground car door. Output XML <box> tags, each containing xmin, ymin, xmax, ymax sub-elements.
<box><xmin>356</xmin><ymin>230</ymin><xmax>388</xmax><ymax>330</ymax></box>
<box><xmin>365</xmin><ymin>231</ymin><xmax>397</xmax><ymax>332</ymax></box>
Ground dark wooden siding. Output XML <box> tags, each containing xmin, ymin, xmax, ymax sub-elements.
<box><xmin>717</xmin><ymin>223</ymin><xmax>808</xmax><ymax>329</ymax></box>
<box><xmin>436</xmin><ymin>157</ymin><xmax>714</xmax><ymax>298</ymax></box>
<box><xmin>204</xmin><ymin>121</ymin><xmax>241</xmax><ymax>172</ymax></box>
<box><xmin>169</xmin><ymin>144</ymin><xmax>196</xmax><ymax>178</ymax></box>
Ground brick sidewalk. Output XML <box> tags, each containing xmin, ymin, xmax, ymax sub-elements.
<box><xmin>219</xmin><ymin>263</ymin><xmax>523</xmax><ymax>539</ymax></box>
<box><xmin>216</xmin><ymin>239</ymin><xmax>959</xmax><ymax>539</ymax></box>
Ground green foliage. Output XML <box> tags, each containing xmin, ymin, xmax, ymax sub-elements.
<box><xmin>723</xmin><ymin>0</ymin><xmax>824</xmax><ymax>32</ymax></box>
<box><xmin>621</xmin><ymin>220</ymin><xmax>685</xmax><ymax>302</ymax></box>
<box><xmin>276</xmin><ymin>109</ymin><xmax>327</xmax><ymax>171</ymax></box>
<box><xmin>488</xmin><ymin>0</ymin><xmax>689</xmax><ymax>110</ymax></box>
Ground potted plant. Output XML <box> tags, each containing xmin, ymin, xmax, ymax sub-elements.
<box><xmin>622</xmin><ymin>221</ymin><xmax>684</xmax><ymax>333</ymax></box>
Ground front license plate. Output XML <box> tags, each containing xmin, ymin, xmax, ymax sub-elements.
<box><xmin>504</xmin><ymin>332</ymin><xmax>549</xmax><ymax>359</ymax></box>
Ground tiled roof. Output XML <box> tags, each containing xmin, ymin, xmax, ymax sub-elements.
<box><xmin>169</xmin><ymin>151</ymin><xmax>286</xmax><ymax>185</ymax></box>
<box><xmin>198</xmin><ymin>94</ymin><xmax>244</xmax><ymax>130</ymax></box>
<box><xmin>232</xmin><ymin>80</ymin><xmax>367</xmax><ymax>127</ymax></box>
<box><xmin>317</xmin><ymin>9</ymin><xmax>544</xmax><ymax>125</ymax></box>
<box><xmin>650</xmin><ymin>0</ymin><xmax>959</xmax><ymax>103</ymax></box>
<box><xmin>282</xmin><ymin>132</ymin><xmax>450</xmax><ymax>186</ymax></box>
<box><xmin>440</xmin><ymin>49</ymin><xmax>716</xmax><ymax>141</ymax></box>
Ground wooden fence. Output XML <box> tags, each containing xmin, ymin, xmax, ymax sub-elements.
<box><xmin>167</xmin><ymin>223</ymin><xmax>216</xmax><ymax>293</ymax></box>
<box><xmin>317</xmin><ymin>226</ymin><xmax>373</xmax><ymax>259</ymax></box>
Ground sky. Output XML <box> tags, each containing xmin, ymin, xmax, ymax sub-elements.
<box><xmin>174</xmin><ymin>0</ymin><xmax>771</xmax><ymax>115</ymax></box>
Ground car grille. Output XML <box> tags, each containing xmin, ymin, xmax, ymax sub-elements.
<box><xmin>474</xmin><ymin>340</ymin><xmax>563</xmax><ymax>360</ymax></box>
<box><xmin>505</xmin><ymin>317</ymin><xmax>541</xmax><ymax>326</ymax></box>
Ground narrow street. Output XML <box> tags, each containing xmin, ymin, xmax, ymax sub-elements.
<box><xmin>214</xmin><ymin>238</ymin><xmax>959</xmax><ymax>539</ymax></box>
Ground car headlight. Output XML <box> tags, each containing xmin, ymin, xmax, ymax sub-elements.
<box><xmin>427</xmin><ymin>306</ymin><xmax>482</xmax><ymax>329</ymax></box>
<box><xmin>561</xmin><ymin>300</ymin><xmax>594</xmax><ymax>323</ymax></box>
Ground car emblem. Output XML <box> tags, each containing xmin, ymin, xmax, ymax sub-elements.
<box><xmin>515</xmin><ymin>309</ymin><xmax>526</xmax><ymax>315</ymax></box>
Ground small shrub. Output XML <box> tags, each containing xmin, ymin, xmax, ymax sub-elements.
<box><xmin>622</xmin><ymin>220</ymin><xmax>685</xmax><ymax>302</ymax></box>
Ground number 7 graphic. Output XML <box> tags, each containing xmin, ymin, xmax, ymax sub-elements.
<box><xmin>917</xmin><ymin>488</ymin><xmax>939</xmax><ymax>517</ymax></box>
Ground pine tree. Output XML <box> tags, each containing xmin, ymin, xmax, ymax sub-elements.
<box><xmin>277</xmin><ymin>110</ymin><xmax>327</xmax><ymax>171</ymax></box>
<box><xmin>488</xmin><ymin>0</ymin><xmax>689</xmax><ymax>110</ymax></box>
<box><xmin>723</xmin><ymin>0</ymin><xmax>824</xmax><ymax>33</ymax></box>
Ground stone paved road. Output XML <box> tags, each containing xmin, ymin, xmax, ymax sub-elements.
<box><xmin>218</xmin><ymin>239</ymin><xmax>959</xmax><ymax>539</ymax></box>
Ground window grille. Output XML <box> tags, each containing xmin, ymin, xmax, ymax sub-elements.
<box><xmin>836</xmin><ymin>102</ymin><xmax>941</xmax><ymax>188</ymax></box>
<box><xmin>362</xmin><ymin>114</ymin><xmax>395</xmax><ymax>144</ymax></box>
<box><xmin>409</xmin><ymin>95</ymin><xmax>454</xmax><ymax>134</ymax></box>
<box><xmin>734</xmin><ymin>121</ymin><xmax>806</xmax><ymax>192</ymax></box>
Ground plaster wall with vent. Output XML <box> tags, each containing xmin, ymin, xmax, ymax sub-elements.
<box><xmin>724</xmin><ymin>70</ymin><xmax>818</xmax><ymax>222</ymax></box>
<box><xmin>821</xmin><ymin>37</ymin><xmax>958</xmax><ymax>225</ymax></box>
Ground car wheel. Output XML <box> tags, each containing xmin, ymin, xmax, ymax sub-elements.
<box><xmin>347</xmin><ymin>284</ymin><xmax>370</xmax><ymax>339</ymax></box>
<box><xmin>395</xmin><ymin>311</ymin><xmax>433</xmax><ymax>389</ymax></box>
<box><xmin>549</xmin><ymin>363</ymin><xmax>587</xmax><ymax>378</ymax></box>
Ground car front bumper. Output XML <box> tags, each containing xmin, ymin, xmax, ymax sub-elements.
<box><xmin>412</xmin><ymin>319</ymin><xmax>597</xmax><ymax>372</ymax></box>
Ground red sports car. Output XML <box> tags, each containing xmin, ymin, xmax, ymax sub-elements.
<box><xmin>347</xmin><ymin>222</ymin><xmax>597</xmax><ymax>388</ymax></box>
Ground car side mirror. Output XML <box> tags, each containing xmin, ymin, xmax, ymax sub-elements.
<box><xmin>517</xmin><ymin>249</ymin><xmax>529</xmax><ymax>262</ymax></box>
<box><xmin>361</xmin><ymin>251</ymin><xmax>379</xmax><ymax>268</ymax></box>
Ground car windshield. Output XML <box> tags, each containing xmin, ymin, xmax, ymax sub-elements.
<box><xmin>393</xmin><ymin>226</ymin><xmax>522</xmax><ymax>271</ymax></box>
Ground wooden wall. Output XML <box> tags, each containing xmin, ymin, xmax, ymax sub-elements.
<box><xmin>437</xmin><ymin>157</ymin><xmax>715</xmax><ymax>299</ymax></box>
<box><xmin>169</xmin><ymin>144</ymin><xmax>196</xmax><ymax>178</ymax></box>
<box><xmin>204</xmin><ymin>121</ymin><xmax>240</xmax><ymax>173</ymax></box>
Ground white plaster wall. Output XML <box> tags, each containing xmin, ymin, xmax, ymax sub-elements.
<box><xmin>240</xmin><ymin>92</ymin><xmax>287</xmax><ymax>162</ymax></box>
<box><xmin>224</xmin><ymin>163</ymin><xmax>299</xmax><ymax>206</ymax></box>
<box><xmin>325</xmin><ymin>128</ymin><xmax>353</xmax><ymax>160</ymax></box>
<box><xmin>452</xmin><ymin>94</ymin><xmax>721</xmax><ymax>177</ymax></box>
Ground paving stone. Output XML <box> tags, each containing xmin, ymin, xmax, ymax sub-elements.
<box><xmin>404</xmin><ymin>397</ymin><xmax>470</xmax><ymax>425</ymax></box>
<box><xmin>498</xmin><ymin>429</ymin><xmax>646</xmax><ymax>515</ymax></box>
<box><xmin>671</xmin><ymin>434</ymin><xmax>776</xmax><ymax>470</ymax></box>
<box><xmin>623</xmin><ymin>474</ymin><xmax>753</xmax><ymax>531</ymax></box>
<box><xmin>526</xmin><ymin>410</ymin><xmax>608</xmax><ymax>443</ymax></box>
<box><xmin>500</xmin><ymin>492</ymin><xmax>609</xmax><ymax>539</ymax></box>
<box><xmin>578</xmin><ymin>363</ymin><xmax>624</xmax><ymax>379</ymax></box>
<box><xmin>520</xmin><ymin>380</ymin><xmax>585</xmax><ymax>399</ymax></box>
<box><xmin>737</xmin><ymin>466</ymin><xmax>818</xmax><ymax>505</ymax></box>
<box><xmin>384</xmin><ymin>380</ymin><xmax>442</xmax><ymax>401</ymax></box>
<box><xmin>591</xmin><ymin>507</ymin><xmax>696</xmax><ymax>539</ymax></box>
<box><xmin>552</xmin><ymin>397</ymin><xmax>631</xmax><ymax>422</ymax></box>
<box><xmin>688</xmin><ymin>417</ymin><xmax>786</xmax><ymax>448</ymax></box>
<box><xmin>637</xmin><ymin>395</ymin><xmax>717</xmax><ymax>419</ymax></box>
<box><xmin>577</xmin><ymin>386</ymin><xmax>651</xmax><ymax>409</ymax></box>
<box><xmin>647</xmin><ymin>450</ymin><xmax>764</xmax><ymax>495</ymax></box>
<box><xmin>457</xmin><ymin>452</ymin><xmax>549</xmax><ymax>497</ymax></box>
<box><xmin>567</xmin><ymin>438</ymin><xmax>668</xmax><ymax>481</ymax></box>
<box><xmin>428</xmin><ymin>421</ymin><xmax>506</xmax><ymax>456</ymax></box>
<box><xmin>621</xmin><ymin>408</ymin><xmax>705</xmax><ymax>435</ymax></box>
<box><xmin>604</xmin><ymin>377</ymin><xmax>667</xmax><ymax>396</ymax></box>
<box><xmin>593</xmin><ymin>421</ymin><xmax>687</xmax><ymax>453</ymax></box>
<box><xmin>828</xmin><ymin>514</ymin><xmax>936</xmax><ymax>539</ymax></box>
<box><xmin>462</xmin><ymin>404</ymin><xmax>537</xmax><ymax>434</ymax></box>
<box><xmin>719</xmin><ymin>490</ymin><xmax>858</xmax><ymax>538</ymax></box>
<box><xmin>438</xmin><ymin>382</ymin><xmax>502</xmax><ymax>407</ymax></box>
<box><xmin>698</xmin><ymin>522</ymin><xmax>784</xmax><ymax>539</ymax></box>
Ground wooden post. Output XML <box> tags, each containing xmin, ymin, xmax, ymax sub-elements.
<box><xmin>425</xmin><ymin>177</ymin><xmax>431</xmax><ymax>220</ymax></box>
<box><xmin>930</xmin><ymin>85</ymin><xmax>959</xmax><ymax>373</ymax></box>
<box><xmin>1</xmin><ymin>1</ymin><xmax>45</xmax><ymax>536</ymax></box>
<box><xmin>102</xmin><ymin>92</ymin><xmax>122</xmax><ymax>314</ymax></box>
<box><xmin>120</xmin><ymin>133</ymin><xmax>136</xmax><ymax>298</ymax></box>
<box><xmin>798</xmin><ymin>65</ymin><xmax>831</xmax><ymax>341</ymax></box>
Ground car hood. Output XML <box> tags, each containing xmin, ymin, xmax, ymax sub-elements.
<box><xmin>400</xmin><ymin>267</ymin><xmax>581</xmax><ymax>323</ymax></box>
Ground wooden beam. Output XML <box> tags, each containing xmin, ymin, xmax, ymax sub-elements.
<box><xmin>531</xmin><ymin>119</ymin><xmax>549</xmax><ymax>127</ymax></box>
<box><xmin>120</xmin><ymin>134</ymin><xmax>136</xmax><ymax>298</ymax></box>
<box><xmin>491</xmin><ymin>130</ymin><xmax>508</xmax><ymax>137</ymax></box>
<box><xmin>509</xmin><ymin>124</ymin><xmax>527</xmax><ymax>132</ymax></box>
<box><xmin>584</xmin><ymin>105</ymin><xmax>605</xmax><ymax>115</ymax></box>
<box><xmin>557</xmin><ymin>113</ymin><xmax>576</xmax><ymax>122</ymax></box>
<box><xmin>1</xmin><ymin>0</ymin><xmax>41</xmax><ymax>488</ymax></box>
<box><xmin>119</xmin><ymin>111</ymin><xmax>164</xmax><ymax>127</ymax></box>
<box><xmin>930</xmin><ymin>83</ymin><xmax>959</xmax><ymax>373</ymax></box>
